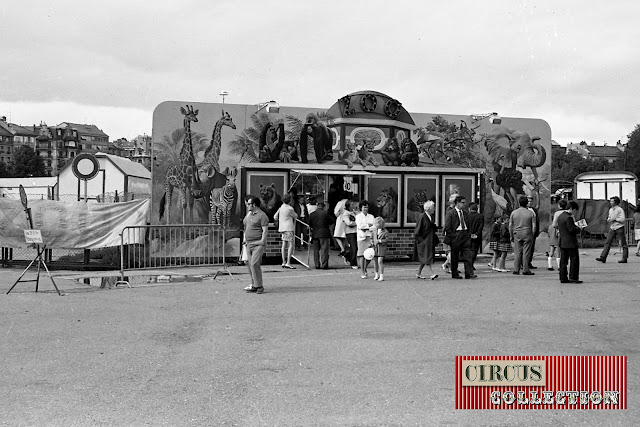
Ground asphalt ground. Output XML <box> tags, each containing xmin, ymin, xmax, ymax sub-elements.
<box><xmin>0</xmin><ymin>248</ymin><xmax>638</xmax><ymax>426</ymax></box>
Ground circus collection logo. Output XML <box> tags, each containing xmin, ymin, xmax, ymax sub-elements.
<box><xmin>455</xmin><ymin>356</ymin><xmax>626</xmax><ymax>409</ymax></box>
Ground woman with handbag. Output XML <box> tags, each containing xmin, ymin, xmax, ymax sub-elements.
<box><xmin>414</xmin><ymin>200</ymin><xmax>440</xmax><ymax>280</ymax></box>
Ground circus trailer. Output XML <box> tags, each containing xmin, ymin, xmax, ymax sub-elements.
<box><xmin>151</xmin><ymin>91</ymin><xmax>551</xmax><ymax>260</ymax></box>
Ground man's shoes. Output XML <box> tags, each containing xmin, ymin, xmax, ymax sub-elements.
<box><xmin>351</xmin><ymin>266</ymin><xmax>358</xmax><ymax>269</ymax></box>
<box><xmin>513</xmin><ymin>271</ymin><xmax>520</xmax><ymax>275</ymax></box>
<box><xmin>595</xmin><ymin>257</ymin><xmax>606</xmax><ymax>263</ymax></box>
<box><xmin>243</xmin><ymin>285</ymin><xmax>254</xmax><ymax>291</ymax></box>
<box><xmin>451</xmin><ymin>275</ymin><xmax>463</xmax><ymax>279</ymax></box>
<box><xmin>465</xmin><ymin>274</ymin><xmax>478</xmax><ymax>279</ymax></box>
<box><xmin>547</xmin><ymin>267</ymin><xmax>554</xmax><ymax>271</ymax></box>
<box><xmin>245</xmin><ymin>286</ymin><xmax>264</xmax><ymax>293</ymax></box>
<box><xmin>528</xmin><ymin>265</ymin><xmax>537</xmax><ymax>269</ymax></box>
<box><xmin>523</xmin><ymin>271</ymin><xmax>535</xmax><ymax>276</ymax></box>
<box><xmin>560</xmin><ymin>280</ymin><xmax>569</xmax><ymax>283</ymax></box>
<box><xmin>618</xmin><ymin>259</ymin><xmax>627</xmax><ymax>263</ymax></box>
<box><xmin>568</xmin><ymin>279</ymin><xmax>583</xmax><ymax>284</ymax></box>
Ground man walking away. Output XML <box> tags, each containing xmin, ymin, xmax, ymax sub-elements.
<box><xmin>308</xmin><ymin>201</ymin><xmax>333</xmax><ymax>269</ymax></box>
<box><xmin>596</xmin><ymin>196</ymin><xmax>629</xmax><ymax>263</ymax></box>
<box><xmin>558</xmin><ymin>201</ymin><xmax>584</xmax><ymax>283</ymax></box>
<box><xmin>509</xmin><ymin>196</ymin><xmax>536</xmax><ymax>275</ymax></box>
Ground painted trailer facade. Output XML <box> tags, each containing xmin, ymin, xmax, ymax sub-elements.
<box><xmin>152</xmin><ymin>90</ymin><xmax>552</xmax><ymax>259</ymax></box>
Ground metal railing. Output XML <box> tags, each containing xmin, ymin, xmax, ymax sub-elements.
<box><xmin>292</xmin><ymin>218</ymin><xmax>311</xmax><ymax>268</ymax></box>
<box><xmin>119</xmin><ymin>224</ymin><xmax>233</xmax><ymax>286</ymax></box>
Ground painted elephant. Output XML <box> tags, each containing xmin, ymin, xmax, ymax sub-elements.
<box><xmin>485</xmin><ymin>126</ymin><xmax>547</xmax><ymax>212</ymax></box>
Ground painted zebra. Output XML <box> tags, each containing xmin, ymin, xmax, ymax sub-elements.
<box><xmin>210</xmin><ymin>167</ymin><xmax>237</xmax><ymax>228</ymax></box>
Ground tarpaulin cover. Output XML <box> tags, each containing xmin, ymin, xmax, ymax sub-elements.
<box><xmin>577</xmin><ymin>199</ymin><xmax>633</xmax><ymax>235</ymax></box>
<box><xmin>0</xmin><ymin>198</ymin><xmax>149</xmax><ymax>249</ymax></box>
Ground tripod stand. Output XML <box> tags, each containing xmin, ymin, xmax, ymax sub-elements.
<box><xmin>6</xmin><ymin>244</ymin><xmax>61</xmax><ymax>295</ymax></box>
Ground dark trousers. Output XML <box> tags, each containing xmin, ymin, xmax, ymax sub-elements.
<box><xmin>312</xmin><ymin>237</ymin><xmax>330</xmax><ymax>269</ymax></box>
<box><xmin>451</xmin><ymin>231</ymin><xmax>473</xmax><ymax>277</ymax></box>
<box><xmin>513</xmin><ymin>231</ymin><xmax>534</xmax><ymax>274</ymax></box>
<box><xmin>345</xmin><ymin>232</ymin><xmax>358</xmax><ymax>267</ymax></box>
<box><xmin>559</xmin><ymin>247</ymin><xmax>580</xmax><ymax>282</ymax></box>
<box><xmin>599</xmin><ymin>227</ymin><xmax>628</xmax><ymax>260</ymax></box>
<box><xmin>470</xmin><ymin>238</ymin><xmax>481</xmax><ymax>267</ymax></box>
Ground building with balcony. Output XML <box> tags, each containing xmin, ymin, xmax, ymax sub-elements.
<box><xmin>0</xmin><ymin>116</ymin><xmax>111</xmax><ymax>176</ymax></box>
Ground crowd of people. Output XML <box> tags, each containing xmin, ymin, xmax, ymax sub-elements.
<box><xmin>241</xmin><ymin>187</ymin><xmax>639</xmax><ymax>294</ymax></box>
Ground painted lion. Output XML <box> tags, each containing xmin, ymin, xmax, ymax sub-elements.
<box><xmin>376</xmin><ymin>187</ymin><xmax>398</xmax><ymax>223</ymax></box>
<box><xmin>337</xmin><ymin>140</ymin><xmax>362</xmax><ymax>168</ymax></box>
<box><xmin>407</xmin><ymin>189</ymin><xmax>431</xmax><ymax>222</ymax></box>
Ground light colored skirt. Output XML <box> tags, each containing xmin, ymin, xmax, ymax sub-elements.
<box><xmin>357</xmin><ymin>237</ymin><xmax>372</xmax><ymax>256</ymax></box>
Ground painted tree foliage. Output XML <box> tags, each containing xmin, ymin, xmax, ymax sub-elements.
<box><xmin>413</xmin><ymin>116</ymin><xmax>485</xmax><ymax>168</ymax></box>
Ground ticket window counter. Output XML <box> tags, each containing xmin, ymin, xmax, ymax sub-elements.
<box><xmin>289</xmin><ymin>170</ymin><xmax>373</xmax><ymax>211</ymax></box>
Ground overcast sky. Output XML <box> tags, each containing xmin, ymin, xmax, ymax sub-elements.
<box><xmin>1</xmin><ymin>0</ymin><xmax>638</xmax><ymax>145</ymax></box>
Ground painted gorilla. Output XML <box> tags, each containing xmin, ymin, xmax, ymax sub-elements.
<box><xmin>299</xmin><ymin>113</ymin><xmax>333</xmax><ymax>163</ymax></box>
<box><xmin>380</xmin><ymin>137</ymin><xmax>402</xmax><ymax>166</ymax></box>
<box><xmin>400</xmin><ymin>138</ymin><xmax>420</xmax><ymax>166</ymax></box>
<box><xmin>259</xmin><ymin>122</ymin><xmax>285</xmax><ymax>163</ymax></box>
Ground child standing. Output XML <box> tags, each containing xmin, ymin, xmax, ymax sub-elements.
<box><xmin>488</xmin><ymin>215</ymin><xmax>501</xmax><ymax>270</ymax></box>
<box><xmin>373</xmin><ymin>217</ymin><xmax>388</xmax><ymax>281</ymax></box>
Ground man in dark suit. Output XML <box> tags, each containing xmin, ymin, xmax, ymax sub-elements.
<box><xmin>444</xmin><ymin>195</ymin><xmax>475</xmax><ymax>279</ymax></box>
<box><xmin>467</xmin><ymin>202</ymin><xmax>484</xmax><ymax>270</ymax></box>
<box><xmin>308</xmin><ymin>201</ymin><xmax>334</xmax><ymax>269</ymax></box>
<box><xmin>557</xmin><ymin>200</ymin><xmax>583</xmax><ymax>283</ymax></box>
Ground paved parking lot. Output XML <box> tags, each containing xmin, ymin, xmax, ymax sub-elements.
<box><xmin>1</xmin><ymin>248</ymin><xmax>637</xmax><ymax>426</ymax></box>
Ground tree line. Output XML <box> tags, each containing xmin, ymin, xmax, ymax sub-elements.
<box><xmin>552</xmin><ymin>124</ymin><xmax>640</xmax><ymax>192</ymax></box>
<box><xmin>0</xmin><ymin>145</ymin><xmax>46</xmax><ymax>178</ymax></box>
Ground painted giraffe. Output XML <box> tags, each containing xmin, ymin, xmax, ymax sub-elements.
<box><xmin>196</xmin><ymin>110</ymin><xmax>238</xmax><ymax>223</ymax></box>
<box><xmin>210</xmin><ymin>167</ymin><xmax>238</xmax><ymax>228</ymax></box>
<box><xmin>199</xmin><ymin>110</ymin><xmax>236</xmax><ymax>178</ymax></box>
<box><xmin>159</xmin><ymin>105</ymin><xmax>202</xmax><ymax>224</ymax></box>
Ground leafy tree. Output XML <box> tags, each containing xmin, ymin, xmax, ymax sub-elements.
<box><xmin>551</xmin><ymin>149</ymin><xmax>609</xmax><ymax>191</ymax></box>
<box><xmin>618</xmin><ymin>124</ymin><xmax>640</xmax><ymax>179</ymax></box>
<box><xmin>9</xmin><ymin>146</ymin><xmax>46</xmax><ymax>177</ymax></box>
<box><xmin>0</xmin><ymin>160</ymin><xmax>10</xmax><ymax>177</ymax></box>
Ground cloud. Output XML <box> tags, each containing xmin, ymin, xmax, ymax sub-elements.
<box><xmin>1</xmin><ymin>0</ymin><xmax>639</xmax><ymax>144</ymax></box>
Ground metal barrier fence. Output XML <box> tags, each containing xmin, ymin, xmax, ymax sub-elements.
<box><xmin>119</xmin><ymin>224</ymin><xmax>234</xmax><ymax>285</ymax></box>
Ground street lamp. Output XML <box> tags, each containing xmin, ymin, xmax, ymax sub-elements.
<box><xmin>219</xmin><ymin>91</ymin><xmax>228</xmax><ymax>104</ymax></box>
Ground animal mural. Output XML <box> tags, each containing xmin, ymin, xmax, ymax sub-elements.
<box><xmin>259</xmin><ymin>122</ymin><xmax>295</xmax><ymax>163</ymax></box>
<box><xmin>196</xmin><ymin>110</ymin><xmax>238</xmax><ymax>225</ymax></box>
<box><xmin>399</xmin><ymin>138</ymin><xmax>420</xmax><ymax>166</ymax></box>
<box><xmin>259</xmin><ymin>184</ymin><xmax>283</xmax><ymax>222</ymax></box>
<box><xmin>299</xmin><ymin>113</ymin><xmax>333</xmax><ymax>163</ymax></box>
<box><xmin>484</xmin><ymin>126</ymin><xmax>547</xmax><ymax>213</ymax></box>
<box><xmin>376</xmin><ymin>187</ymin><xmax>398</xmax><ymax>223</ymax></box>
<box><xmin>209</xmin><ymin>167</ymin><xmax>238</xmax><ymax>228</ymax></box>
<box><xmin>159</xmin><ymin>105</ymin><xmax>202</xmax><ymax>224</ymax></box>
<box><xmin>380</xmin><ymin>137</ymin><xmax>402</xmax><ymax>166</ymax></box>
<box><xmin>406</xmin><ymin>189</ymin><xmax>432</xmax><ymax>222</ymax></box>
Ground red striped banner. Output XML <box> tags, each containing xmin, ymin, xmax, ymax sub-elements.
<box><xmin>455</xmin><ymin>356</ymin><xmax>626</xmax><ymax>409</ymax></box>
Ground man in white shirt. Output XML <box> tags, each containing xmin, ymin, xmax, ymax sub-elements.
<box><xmin>596</xmin><ymin>196</ymin><xmax>629</xmax><ymax>263</ymax></box>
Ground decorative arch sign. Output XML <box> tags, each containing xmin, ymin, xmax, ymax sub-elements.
<box><xmin>72</xmin><ymin>153</ymin><xmax>100</xmax><ymax>180</ymax></box>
